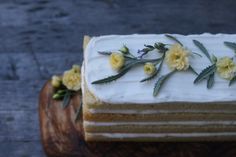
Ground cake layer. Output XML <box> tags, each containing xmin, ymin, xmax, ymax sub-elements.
<box><xmin>83</xmin><ymin>34</ymin><xmax>236</xmax><ymax>105</ymax></box>
<box><xmin>84</xmin><ymin>122</ymin><xmax>236</xmax><ymax>133</ymax></box>
<box><xmin>84</xmin><ymin>111</ymin><xmax>236</xmax><ymax>122</ymax></box>
<box><xmin>85</xmin><ymin>133</ymin><xmax>236</xmax><ymax>141</ymax></box>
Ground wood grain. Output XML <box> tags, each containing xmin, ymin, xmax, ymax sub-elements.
<box><xmin>39</xmin><ymin>81</ymin><xmax>236</xmax><ymax>157</ymax></box>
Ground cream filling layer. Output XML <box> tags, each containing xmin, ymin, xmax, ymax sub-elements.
<box><xmin>84</xmin><ymin>121</ymin><xmax>236</xmax><ymax>126</ymax></box>
<box><xmin>87</xmin><ymin>132</ymin><xmax>236</xmax><ymax>138</ymax></box>
<box><xmin>84</xmin><ymin>34</ymin><xmax>236</xmax><ymax>104</ymax></box>
<box><xmin>89</xmin><ymin>109</ymin><xmax>236</xmax><ymax>114</ymax></box>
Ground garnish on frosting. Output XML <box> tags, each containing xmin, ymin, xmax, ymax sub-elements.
<box><xmin>166</xmin><ymin>44</ymin><xmax>190</xmax><ymax>71</ymax></box>
<box><xmin>193</xmin><ymin>40</ymin><xmax>236</xmax><ymax>88</ymax></box>
<box><xmin>109</xmin><ymin>53</ymin><xmax>125</xmax><ymax>71</ymax></box>
<box><xmin>92</xmin><ymin>35</ymin><xmax>236</xmax><ymax>97</ymax></box>
<box><xmin>224</xmin><ymin>41</ymin><xmax>236</xmax><ymax>85</ymax></box>
<box><xmin>143</xmin><ymin>62</ymin><xmax>156</xmax><ymax>75</ymax></box>
<box><xmin>216</xmin><ymin>57</ymin><xmax>236</xmax><ymax>80</ymax></box>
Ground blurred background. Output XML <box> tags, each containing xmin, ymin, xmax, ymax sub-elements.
<box><xmin>1</xmin><ymin>0</ymin><xmax>236</xmax><ymax>156</ymax></box>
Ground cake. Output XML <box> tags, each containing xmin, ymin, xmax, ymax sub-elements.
<box><xmin>82</xmin><ymin>34</ymin><xmax>236</xmax><ymax>141</ymax></box>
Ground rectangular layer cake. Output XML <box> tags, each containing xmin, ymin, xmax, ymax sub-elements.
<box><xmin>82</xmin><ymin>34</ymin><xmax>236</xmax><ymax>141</ymax></box>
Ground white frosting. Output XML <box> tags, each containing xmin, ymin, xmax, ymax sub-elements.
<box><xmin>87</xmin><ymin>132</ymin><xmax>236</xmax><ymax>138</ymax></box>
<box><xmin>89</xmin><ymin>109</ymin><xmax>236</xmax><ymax>114</ymax></box>
<box><xmin>84</xmin><ymin>34</ymin><xmax>236</xmax><ymax>104</ymax></box>
<box><xmin>84</xmin><ymin>121</ymin><xmax>236</xmax><ymax>126</ymax></box>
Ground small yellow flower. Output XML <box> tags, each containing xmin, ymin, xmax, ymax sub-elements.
<box><xmin>166</xmin><ymin>44</ymin><xmax>190</xmax><ymax>71</ymax></box>
<box><xmin>109</xmin><ymin>53</ymin><xmax>125</xmax><ymax>71</ymax></box>
<box><xmin>144</xmin><ymin>62</ymin><xmax>156</xmax><ymax>75</ymax></box>
<box><xmin>51</xmin><ymin>75</ymin><xmax>62</xmax><ymax>88</ymax></box>
<box><xmin>62</xmin><ymin>66</ymin><xmax>81</xmax><ymax>91</ymax></box>
<box><xmin>216</xmin><ymin>57</ymin><xmax>236</xmax><ymax>80</ymax></box>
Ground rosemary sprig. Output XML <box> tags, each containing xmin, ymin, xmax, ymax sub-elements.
<box><xmin>92</xmin><ymin>66</ymin><xmax>131</xmax><ymax>84</ymax></box>
<box><xmin>138</xmin><ymin>42</ymin><xmax>168</xmax><ymax>58</ymax></box>
<box><xmin>92</xmin><ymin>57</ymin><xmax>163</xmax><ymax>84</ymax></box>
<box><xmin>61</xmin><ymin>90</ymin><xmax>72</xmax><ymax>109</ymax></box>
<box><xmin>224</xmin><ymin>41</ymin><xmax>236</xmax><ymax>50</ymax></box>
<box><xmin>194</xmin><ymin>64</ymin><xmax>216</xmax><ymax>84</ymax></box>
<box><xmin>153</xmin><ymin>70</ymin><xmax>176</xmax><ymax>96</ymax></box>
<box><xmin>193</xmin><ymin>40</ymin><xmax>217</xmax><ymax>88</ymax></box>
<box><xmin>193</xmin><ymin>40</ymin><xmax>212</xmax><ymax>63</ymax></box>
<box><xmin>165</xmin><ymin>34</ymin><xmax>183</xmax><ymax>46</ymax></box>
<box><xmin>75</xmin><ymin>100</ymin><xmax>82</xmax><ymax>122</ymax></box>
<box><xmin>207</xmin><ymin>73</ymin><xmax>215</xmax><ymax>89</ymax></box>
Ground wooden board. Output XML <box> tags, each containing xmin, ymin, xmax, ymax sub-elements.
<box><xmin>39</xmin><ymin>81</ymin><xmax>236</xmax><ymax>157</ymax></box>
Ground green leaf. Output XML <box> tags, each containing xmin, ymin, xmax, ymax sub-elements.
<box><xmin>144</xmin><ymin>44</ymin><xmax>154</xmax><ymax>49</ymax></box>
<box><xmin>224</xmin><ymin>41</ymin><xmax>236</xmax><ymax>51</ymax></box>
<box><xmin>92</xmin><ymin>66</ymin><xmax>131</xmax><ymax>84</ymax></box>
<box><xmin>193</xmin><ymin>40</ymin><xmax>212</xmax><ymax>63</ymax></box>
<box><xmin>98</xmin><ymin>51</ymin><xmax>112</xmax><ymax>55</ymax></box>
<box><xmin>165</xmin><ymin>34</ymin><xmax>183</xmax><ymax>46</ymax></box>
<box><xmin>207</xmin><ymin>73</ymin><xmax>214</xmax><ymax>89</ymax></box>
<box><xmin>189</xmin><ymin>65</ymin><xmax>198</xmax><ymax>75</ymax></box>
<box><xmin>194</xmin><ymin>64</ymin><xmax>216</xmax><ymax>84</ymax></box>
<box><xmin>153</xmin><ymin>71</ymin><xmax>175</xmax><ymax>96</ymax></box>
<box><xmin>61</xmin><ymin>90</ymin><xmax>72</xmax><ymax>109</ymax></box>
<box><xmin>75</xmin><ymin>101</ymin><xmax>82</xmax><ymax>122</ymax></box>
<box><xmin>229</xmin><ymin>75</ymin><xmax>236</xmax><ymax>86</ymax></box>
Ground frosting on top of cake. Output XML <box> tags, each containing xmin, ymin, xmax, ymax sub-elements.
<box><xmin>83</xmin><ymin>34</ymin><xmax>236</xmax><ymax>104</ymax></box>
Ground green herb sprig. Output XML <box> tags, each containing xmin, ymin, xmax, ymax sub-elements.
<box><xmin>193</xmin><ymin>40</ymin><xmax>216</xmax><ymax>88</ymax></box>
<box><xmin>92</xmin><ymin>44</ymin><xmax>167</xmax><ymax>84</ymax></box>
<box><xmin>224</xmin><ymin>41</ymin><xmax>236</xmax><ymax>86</ymax></box>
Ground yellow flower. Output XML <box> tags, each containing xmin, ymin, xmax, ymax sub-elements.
<box><xmin>166</xmin><ymin>44</ymin><xmax>190</xmax><ymax>71</ymax></box>
<box><xmin>51</xmin><ymin>75</ymin><xmax>62</xmax><ymax>88</ymax></box>
<box><xmin>109</xmin><ymin>53</ymin><xmax>125</xmax><ymax>71</ymax></box>
<box><xmin>62</xmin><ymin>66</ymin><xmax>81</xmax><ymax>91</ymax></box>
<box><xmin>72</xmin><ymin>64</ymin><xmax>81</xmax><ymax>73</ymax></box>
<box><xmin>216</xmin><ymin>57</ymin><xmax>236</xmax><ymax>80</ymax></box>
<box><xmin>144</xmin><ymin>62</ymin><xmax>156</xmax><ymax>75</ymax></box>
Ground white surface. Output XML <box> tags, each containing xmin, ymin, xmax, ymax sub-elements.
<box><xmin>84</xmin><ymin>34</ymin><xmax>236</xmax><ymax>104</ymax></box>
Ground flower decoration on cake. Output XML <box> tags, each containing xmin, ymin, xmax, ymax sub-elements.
<box><xmin>223</xmin><ymin>41</ymin><xmax>236</xmax><ymax>85</ymax></box>
<box><xmin>92</xmin><ymin>35</ymin><xmax>199</xmax><ymax>96</ymax></box>
<box><xmin>166</xmin><ymin>44</ymin><xmax>190</xmax><ymax>71</ymax></box>
<box><xmin>62</xmin><ymin>65</ymin><xmax>81</xmax><ymax>91</ymax></box>
<box><xmin>109</xmin><ymin>53</ymin><xmax>125</xmax><ymax>71</ymax></box>
<box><xmin>144</xmin><ymin>62</ymin><xmax>156</xmax><ymax>75</ymax></box>
<box><xmin>216</xmin><ymin>57</ymin><xmax>236</xmax><ymax>80</ymax></box>
<box><xmin>193</xmin><ymin>40</ymin><xmax>236</xmax><ymax>88</ymax></box>
<box><xmin>51</xmin><ymin>65</ymin><xmax>82</xmax><ymax>110</ymax></box>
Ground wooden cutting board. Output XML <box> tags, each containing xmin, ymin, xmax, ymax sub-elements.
<box><xmin>39</xmin><ymin>81</ymin><xmax>236</xmax><ymax>157</ymax></box>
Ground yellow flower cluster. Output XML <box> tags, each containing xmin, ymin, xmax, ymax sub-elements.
<box><xmin>216</xmin><ymin>57</ymin><xmax>236</xmax><ymax>80</ymax></box>
<box><xmin>144</xmin><ymin>62</ymin><xmax>156</xmax><ymax>75</ymax></box>
<box><xmin>166</xmin><ymin>44</ymin><xmax>190</xmax><ymax>71</ymax></box>
<box><xmin>51</xmin><ymin>65</ymin><xmax>81</xmax><ymax>91</ymax></box>
<box><xmin>51</xmin><ymin>75</ymin><xmax>62</xmax><ymax>88</ymax></box>
<box><xmin>62</xmin><ymin>65</ymin><xmax>81</xmax><ymax>91</ymax></box>
<box><xmin>109</xmin><ymin>53</ymin><xmax>125</xmax><ymax>71</ymax></box>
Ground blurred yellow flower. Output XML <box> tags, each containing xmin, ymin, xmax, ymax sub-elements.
<box><xmin>144</xmin><ymin>62</ymin><xmax>156</xmax><ymax>75</ymax></box>
<box><xmin>109</xmin><ymin>53</ymin><xmax>125</xmax><ymax>71</ymax></box>
<box><xmin>166</xmin><ymin>44</ymin><xmax>189</xmax><ymax>71</ymax></box>
<box><xmin>51</xmin><ymin>75</ymin><xmax>62</xmax><ymax>88</ymax></box>
<box><xmin>216</xmin><ymin>57</ymin><xmax>236</xmax><ymax>80</ymax></box>
<box><xmin>62</xmin><ymin>65</ymin><xmax>81</xmax><ymax>91</ymax></box>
